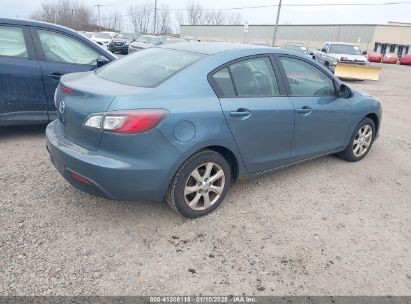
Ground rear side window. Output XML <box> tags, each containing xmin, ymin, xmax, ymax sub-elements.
<box><xmin>96</xmin><ymin>48</ymin><xmax>202</xmax><ymax>87</ymax></box>
<box><xmin>0</xmin><ymin>26</ymin><xmax>28</xmax><ymax>58</ymax></box>
<box><xmin>37</xmin><ymin>30</ymin><xmax>99</xmax><ymax>65</ymax></box>
<box><xmin>212</xmin><ymin>67</ymin><xmax>235</xmax><ymax>97</ymax></box>
<box><xmin>211</xmin><ymin>56</ymin><xmax>280</xmax><ymax>98</ymax></box>
<box><xmin>279</xmin><ymin>57</ymin><xmax>335</xmax><ymax>96</ymax></box>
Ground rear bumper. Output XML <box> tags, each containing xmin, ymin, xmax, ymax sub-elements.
<box><xmin>46</xmin><ymin>120</ymin><xmax>174</xmax><ymax>202</ymax></box>
<box><xmin>108</xmin><ymin>45</ymin><xmax>128</xmax><ymax>53</ymax></box>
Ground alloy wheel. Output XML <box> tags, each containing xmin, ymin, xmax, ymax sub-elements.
<box><xmin>352</xmin><ymin>124</ymin><xmax>373</xmax><ymax>157</ymax></box>
<box><xmin>184</xmin><ymin>162</ymin><xmax>225</xmax><ymax>211</ymax></box>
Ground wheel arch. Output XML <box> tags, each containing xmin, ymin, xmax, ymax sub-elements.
<box><xmin>204</xmin><ymin>145</ymin><xmax>240</xmax><ymax>182</ymax></box>
<box><xmin>365</xmin><ymin>113</ymin><xmax>379</xmax><ymax>134</ymax></box>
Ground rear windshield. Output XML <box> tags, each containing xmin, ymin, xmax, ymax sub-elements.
<box><xmin>96</xmin><ymin>48</ymin><xmax>203</xmax><ymax>87</ymax></box>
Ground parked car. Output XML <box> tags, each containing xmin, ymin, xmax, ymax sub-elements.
<box><xmin>128</xmin><ymin>35</ymin><xmax>166</xmax><ymax>53</ymax></box>
<box><xmin>282</xmin><ymin>43</ymin><xmax>310</xmax><ymax>56</ymax></box>
<box><xmin>79</xmin><ymin>31</ymin><xmax>96</xmax><ymax>39</ymax></box>
<box><xmin>0</xmin><ymin>18</ymin><xmax>116</xmax><ymax>126</ymax></box>
<box><xmin>91</xmin><ymin>31</ymin><xmax>116</xmax><ymax>49</ymax></box>
<box><xmin>381</xmin><ymin>53</ymin><xmax>398</xmax><ymax>64</ymax></box>
<box><xmin>399</xmin><ymin>54</ymin><xmax>411</xmax><ymax>65</ymax></box>
<box><xmin>46</xmin><ymin>42</ymin><xmax>381</xmax><ymax>218</ymax></box>
<box><xmin>108</xmin><ymin>32</ymin><xmax>138</xmax><ymax>54</ymax></box>
<box><xmin>164</xmin><ymin>38</ymin><xmax>190</xmax><ymax>45</ymax></box>
<box><xmin>368</xmin><ymin>51</ymin><xmax>383</xmax><ymax>62</ymax></box>
<box><xmin>312</xmin><ymin>42</ymin><xmax>368</xmax><ymax>72</ymax></box>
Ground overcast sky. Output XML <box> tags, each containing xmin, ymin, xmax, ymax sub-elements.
<box><xmin>2</xmin><ymin>0</ymin><xmax>411</xmax><ymax>30</ymax></box>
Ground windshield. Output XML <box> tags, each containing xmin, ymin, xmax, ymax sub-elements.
<box><xmin>137</xmin><ymin>35</ymin><xmax>162</xmax><ymax>45</ymax></box>
<box><xmin>115</xmin><ymin>33</ymin><xmax>134</xmax><ymax>39</ymax></box>
<box><xmin>284</xmin><ymin>44</ymin><xmax>308</xmax><ymax>54</ymax></box>
<box><xmin>95</xmin><ymin>32</ymin><xmax>114</xmax><ymax>39</ymax></box>
<box><xmin>96</xmin><ymin>48</ymin><xmax>202</xmax><ymax>87</ymax></box>
<box><xmin>329</xmin><ymin>44</ymin><xmax>362</xmax><ymax>55</ymax></box>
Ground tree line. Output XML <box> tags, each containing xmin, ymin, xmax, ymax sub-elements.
<box><xmin>31</xmin><ymin>0</ymin><xmax>244</xmax><ymax>34</ymax></box>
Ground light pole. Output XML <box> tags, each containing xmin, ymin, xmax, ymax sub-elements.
<box><xmin>153</xmin><ymin>0</ymin><xmax>158</xmax><ymax>34</ymax></box>
<box><xmin>95</xmin><ymin>4</ymin><xmax>102</xmax><ymax>31</ymax></box>
<box><xmin>272</xmin><ymin>0</ymin><xmax>283</xmax><ymax>46</ymax></box>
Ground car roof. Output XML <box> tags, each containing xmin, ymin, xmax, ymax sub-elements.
<box><xmin>161</xmin><ymin>42</ymin><xmax>276</xmax><ymax>55</ymax></box>
<box><xmin>326</xmin><ymin>42</ymin><xmax>360</xmax><ymax>45</ymax></box>
<box><xmin>0</xmin><ymin>18</ymin><xmax>116</xmax><ymax>60</ymax></box>
<box><xmin>0</xmin><ymin>18</ymin><xmax>77</xmax><ymax>33</ymax></box>
<box><xmin>284</xmin><ymin>43</ymin><xmax>305</xmax><ymax>46</ymax></box>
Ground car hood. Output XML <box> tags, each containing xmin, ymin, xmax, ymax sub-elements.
<box><xmin>112</xmin><ymin>38</ymin><xmax>130</xmax><ymax>43</ymax></box>
<box><xmin>329</xmin><ymin>53</ymin><xmax>368</xmax><ymax>62</ymax></box>
<box><xmin>130</xmin><ymin>41</ymin><xmax>154</xmax><ymax>48</ymax></box>
<box><xmin>93</xmin><ymin>37</ymin><xmax>111</xmax><ymax>43</ymax></box>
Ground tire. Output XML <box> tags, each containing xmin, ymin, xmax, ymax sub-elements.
<box><xmin>337</xmin><ymin>117</ymin><xmax>376</xmax><ymax>162</ymax></box>
<box><xmin>166</xmin><ymin>150</ymin><xmax>232</xmax><ymax>218</ymax></box>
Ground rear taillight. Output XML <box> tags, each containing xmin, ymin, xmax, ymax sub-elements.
<box><xmin>83</xmin><ymin>110</ymin><xmax>167</xmax><ymax>134</ymax></box>
<box><xmin>61</xmin><ymin>84</ymin><xmax>75</xmax><ymax>94</ymax></box>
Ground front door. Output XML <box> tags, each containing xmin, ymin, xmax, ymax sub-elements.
<box><xmin>0</xmin><ymin>24</ymin><xmax>47</xmax><ymax>124</ymax></box>
<box><xmin>277</xmin><ymin>56</ymin><xmax>351</xmax><ymax>162</ymax></box>
<box><xmin>31</xmin><ymin>28</ymin><xmax>101</xmax><ymax>120</ymax></box>
<box><xmin>210</xmin><ymin>56</ymin><xmax>295</xmax><ymax>174</ymax></box>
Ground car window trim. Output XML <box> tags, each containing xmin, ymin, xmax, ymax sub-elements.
<box><xmin>30</xmin><ymin>27</ymin><xmax>102</xmax><ymax>65</ymax></box>
<box><xmin>274</xmin><ymin>54</ymin><xmax>338</xmax><ymax>97</ymax></box>
<box><xmin>207</xmin><ymin>53</ymin><xmax>287</xmax><ymax>99</ymax></box>
<box><xmin>0</xmin><ymin>24</ymin><xmax>35</xmax><ymax>60</ymax></box>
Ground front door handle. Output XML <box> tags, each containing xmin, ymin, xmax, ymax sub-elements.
<box><xmin>48</xmin><ymin>73</ymin><xmax>63</xmax><ymax>79</ymax></box>
<box><xmin>296</xmin><ymin>106</ymin><xmax>312</xmax><ymax>114</ymax></box>
<box><xmin>230</xmin><ymin>108</ymin><xmax>252</xmax><ymax>117</ymax></box>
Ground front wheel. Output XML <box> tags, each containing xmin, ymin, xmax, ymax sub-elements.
<box><xmin>337</xmin><ymin>117</ymin><xmax>376</xmax><ymax>162</ymax></box>
<box><xmin>166</xmin><ymin>150</ymin><xmax>232</xmax><ymax>218</ymax></box>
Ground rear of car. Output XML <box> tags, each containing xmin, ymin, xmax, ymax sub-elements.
<box><xmin>108</xmin><ymin>32</ymin><xmax>136</xmax><ymax>54</ymax></box>
<box><xmin>399</xmin><ymin>54</ymin><xmax>411</xmax><ymax>65</ymax></box>
<box><xmin>46</xmin><ymin>47</ymin><xmax>206</xmax><ymax>201</ymax></box>
<box><xmin>368</xmin><ymin>51</ymin><xmax>382</xmax><ymax>62</ymax></box>
<box><xmin>382</xmin><ymin>53</ymin><xmax>398</xmax><ymax>64</ymax></box>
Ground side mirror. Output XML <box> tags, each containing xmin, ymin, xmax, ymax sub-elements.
<box><xmin>321</xmin><ymin>48</ymin><xmax>327</xmax><ymax>53</ymax></box>
<box><xmin>97</xmin><ymin>55</ymin><xmax>109</xmax><ymax>67</ymax></box>
<box><xmin>362</xmin><ymin>50</ymin><xmax>367</xmax><ymax>55</ymax></box>
<box><xmin>338</xmin><ymin>83</ymin><xmax>353</xmax><ymax>99</ymax></box>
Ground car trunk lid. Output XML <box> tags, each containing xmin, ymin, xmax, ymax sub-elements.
<box><xmin>56</xmin><ymin>71</ymin><xmax>149</xmax><ymax>150</ymax></box>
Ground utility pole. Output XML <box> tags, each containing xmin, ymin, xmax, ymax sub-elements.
<box><xmin>271</xmin><ymin>0</ymin><xmax>283</xmax><ymax>47</ymax></box>
<box><xmin>95</xmin><ymin>4</ymin><xmax>102</xmax><ymax>31</ymax></box>
<box><xmin>153</xmin><ymin>0</ymin><xmax>158</xmax><ymax>34</ymax></box>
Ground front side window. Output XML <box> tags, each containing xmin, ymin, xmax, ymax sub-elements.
<box><xmin>96</xmin><ymin>48</ymin><xmax>202</xmax><ymax>87</ymax></box>
<box><xmin>0</xmin><ymin>26</ymin><xmax>28</xmax><ymax>58</ymax></box>
<box><xmin>279</xmin><ymin>57</ymin><xmax>335</xmax><ymax>96</ymax></box>
<box><xmin>38</xmin><ymin>30</ymin><xmax>99</xmax><ymax>65</ymax></box>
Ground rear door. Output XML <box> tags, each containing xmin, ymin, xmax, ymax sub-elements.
<box><xmin>31</xmin><ymin>27</ymin><xmax>102</xmax><ymax>120</ymax></box>
<box><xmin>276</xmin><ymin>56</ymin><xmax>351</xmax><ymax>161</ymax></box>
<box><xmin>0</xmin><ymin>24</ymin><xmax>47</xmax><ymax>124</ymax></box>
<box><xmin>210</xmin><ymin>55</ymin><xmax>295</xmax><ymax>174</ymax></box>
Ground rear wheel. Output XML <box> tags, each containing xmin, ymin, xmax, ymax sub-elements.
<box><xmin>166</xmin><ymin>150</ymin><xmax>231</xmax><ymax>218</ymax></box>
<box><xmin>337</xmin><ymin>117</ymin><xmax>376</xmax><ymax>162</ymax></box>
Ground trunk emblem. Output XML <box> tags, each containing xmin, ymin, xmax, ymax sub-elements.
<box><xmin>59</xmin><ymin>101</ymin><xmax>66</xmax><ymax>114</ymax></box>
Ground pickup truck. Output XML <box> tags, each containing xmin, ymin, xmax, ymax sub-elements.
<box><xmin>312</xmin><ymin>42</ymin><xmax>369</xmax><ymax>72</ymax></box>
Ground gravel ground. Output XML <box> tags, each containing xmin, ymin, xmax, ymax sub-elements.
<box><xmin>0</xmin><ymin>63</ymin><xmax>410</xmax><ymax>296</ymax></box>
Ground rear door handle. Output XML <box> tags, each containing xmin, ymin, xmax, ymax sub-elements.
<box><xmin>230</xmin><ymin>108</ymin><xmax>252</xmax><ymax>117</ymax></box>
<box><xmin>296</xmin><ymin>106</ymin><xmax>312</xmax><ymax>114</ymax></box>
<box><xmin>48</xmin><ymin>73</ymin><xmax>63</xmax><ymax>79</ymax></box>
